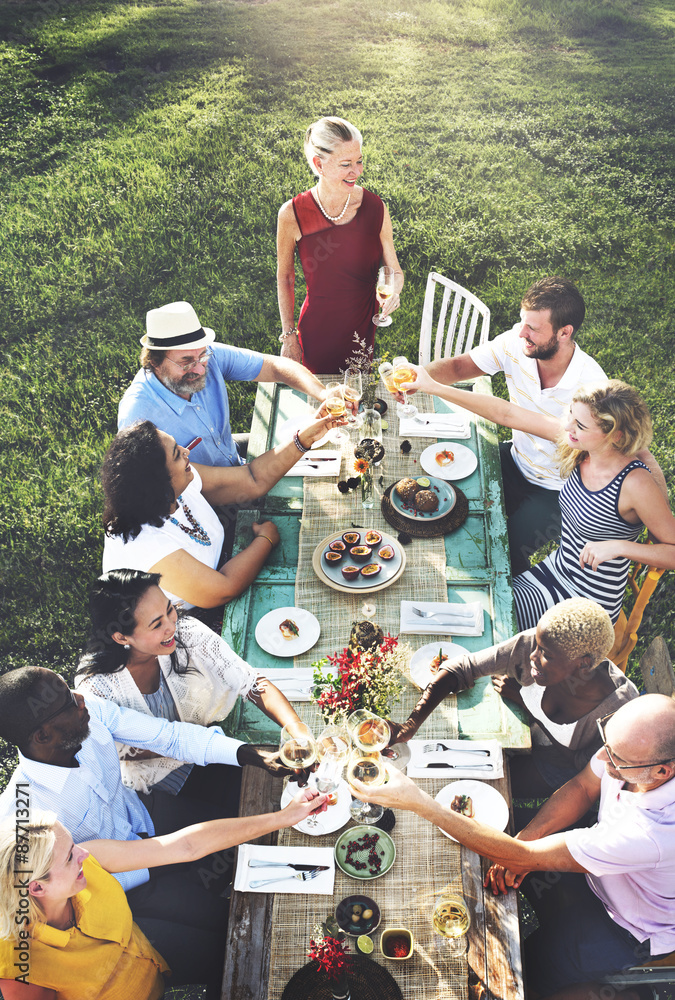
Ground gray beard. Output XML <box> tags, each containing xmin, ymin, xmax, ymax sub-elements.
<box><xmin>160</xmin><ymin>370</ymin><xmax>208</xmax><ymax>397</ymax></box>
<box><xmin>59</xmin><ymin>724</ymin><xmax>91</xmax><ymax>752</ymax></box>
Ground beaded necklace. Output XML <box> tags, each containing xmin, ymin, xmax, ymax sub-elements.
<box><xmin>169</xmin><ymin>496</ymin><xmax>211</xmax><ymax>546</ymax></box>
<box><xmin>314</xmin><ymin>188</ymin><xmax>351</xmax><ymax>223</ymax></box>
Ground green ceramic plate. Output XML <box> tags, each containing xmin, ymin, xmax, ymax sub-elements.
<box><xmin>334</xmin><ymin>826</ymin><xmax>396</xmax><ymax>880</ymax></box>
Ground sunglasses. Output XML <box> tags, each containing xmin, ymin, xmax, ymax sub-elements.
<box><xmin>31</xmin><ymin>689</ymin><xmax>79</xmax><ymax>734</ymax></box>
<box><xmin>596</xmin><ymin>712</ymin><xmax>673</xmax><ymax>771</ymax></box>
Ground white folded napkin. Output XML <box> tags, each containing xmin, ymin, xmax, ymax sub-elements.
<box><xmin>398</xmin><ymin>411</ymin><xmax>470</xmax><ymax>439</ymax></box>
<box><xmin>259</xmin><ymin>667</ymin><xmax>336</xmax><ymax>702</ymax></box>
<box><xmin>234</xmin><ymin>844</ymin><xmax>335</xmax><ymax>895</ymax></box>
<box><xmin>406</xmin><ymin>738</ymin><xmax>504</xmax><ymax>779</ymax></box>
<box><xmin>400</xmin><ymin>600</ymin><xmax>484</xmax><ymax>636</ymax></box>
<box><xmin>284</xmin><ymin>451</ymin><xmax>342</xmax><ymax>477</ymax></box>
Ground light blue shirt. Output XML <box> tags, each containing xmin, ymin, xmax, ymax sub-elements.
<box><xmin>0</xmin><ymin>694</ymin><xmax>244</xmax><ymax>891</ymax></box>
<box><xmin>117</xmin><ymin>342</ymin><xmax>264</xmax><ymax>467</ymax></box>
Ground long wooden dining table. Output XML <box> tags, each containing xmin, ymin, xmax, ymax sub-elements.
<box><xmin>219</xmin><ymin>378</ymin><xmax>531</xmax><ymax>1000</ymax></box>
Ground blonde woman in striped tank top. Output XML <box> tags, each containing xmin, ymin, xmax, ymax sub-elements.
<box><xmin>400</xmin><ymin>373</ymin><xmax>675</xmax><ymax>628</ymax></box>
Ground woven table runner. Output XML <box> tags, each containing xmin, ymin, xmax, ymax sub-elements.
<box><xmin>268</xmin><ymin>776</ymin><xmax>467</xmax><ymax>1000</ymax></box>
<box><xmin>267</xmin><ymin>381</ymin><xmax>468</xmax><ymax>1000</ymax></box>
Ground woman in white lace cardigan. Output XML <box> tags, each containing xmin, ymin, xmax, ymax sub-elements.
<box><xmin>75</xmin><ymin>569</ymin><xmax>300</xmax><ymax>803</ymax></box>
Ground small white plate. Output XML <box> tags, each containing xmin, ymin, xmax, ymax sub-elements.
<box><xmin>409</xmin><ymin>641</ymin><xmax>469</xmax><ymax>689</ymax></box>
<box><xmin>255</xmin><ymin>607</ymin><xmax>320</xmax><ymax>657</ymax></box>
<box><xmin>281</xmin><ymin>778</ymin><xmax>352</xmax><ymax>836</ymax></box>
<box><xmin>420</xmin><ymin>442</ymin><xmax>477</xmax><ymax>481</ymax></box>
<box><xmin>435</xmin><ymin>779</ymin><xmax>509</xmax><ymax>842</ymax></box>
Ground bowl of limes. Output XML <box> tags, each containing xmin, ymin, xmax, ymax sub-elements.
<box><xmin>335</xmin><ymin>895</ymin><xmax>381</xmax><ymax>938</ymax></box>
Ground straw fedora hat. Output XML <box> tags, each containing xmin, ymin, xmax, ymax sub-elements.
<box><xmin>140</xmin><ymin>301</ymin><xmax>216</xmax><ymax>350</ymax></box>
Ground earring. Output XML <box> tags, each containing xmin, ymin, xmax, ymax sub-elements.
<box><xmin>124</xmin><ymin>644</ymin><xmax>130</xmax><ymax>650</ymax></box>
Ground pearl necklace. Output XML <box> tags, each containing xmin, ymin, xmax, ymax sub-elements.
<box><xmin>314</xmin><ymin>187</ymin><xmax>351</xmax><ymax>223</ymax></box>
<box><xmin>169</xmin><ymin>496</ymin><xmax>212</xmax><ymax>546</ymax></box>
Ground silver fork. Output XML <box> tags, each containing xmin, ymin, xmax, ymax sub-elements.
<box><xmin>249</xmin><ymin>869</ymin><xmax>324</xmax><ymax>889</ymax></box>
<box><xmin>423</xmin><ymin>742</ymin><xmax>490</xmax><ymax>756</ymax></box>
<box><xmin>412</xmin><ymin>606</ymin><xmax>474</xmax><ymax>620</ymax></box>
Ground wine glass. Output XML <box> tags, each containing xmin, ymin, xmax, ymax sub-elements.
<box><xmin>279</xmin><ymin>722</ymin><xmax>318</xmax><ymax>770</ymax></box>
<box><xmin>347</xmin><ymin>709</ymin><xmax>391</xmax><ymax>752</ymax></box>
<box><xmin>316</xmin><ymin>724</ymin><xmax>351</xmax><ymax>765</ymax></box>
<box><xmin>372</xmin><ymin>266</ymin><xmax>395</xmax><ymax>327</ymax></box>
<box><xmin>343</xmin><ymin>368</ymin><xmax>363</xmax><ymax>428</ymax></box>
<box><xmin>325</xmin><ymin>381</ymin><xmax>348</xmax><ymax>443</ymax></box>
<box><xmin>306</xmin><ymin>754</ymin><xmax>343</xmax><ymax>829</ymax></box>
<box><xmin>347</xmin><ymin>748</ymin><xmax>385</xmax><ymax>824</ymax></box>
<box><xmin>378</xmin><ymin>361</ymin><xmax>398</xmax><ymax>397</ymax></box>
<box><xmin>391</xmin><ymin>355</ymin><xmax>418</xmax><ymax>418</ymax></box>
<box><xmin>431</xmin><ymin>893</ymin><xmax>471</xmax><ymax>957</ymax></box>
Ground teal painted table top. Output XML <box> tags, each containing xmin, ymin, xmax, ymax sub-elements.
<box><xmin>222</xmin><ymin>380</ymin><xmax>531</xmax><ymax>750</ymax></box>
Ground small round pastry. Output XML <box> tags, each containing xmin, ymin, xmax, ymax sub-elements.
<box><xmin>415</xmin><ymin>490</ymin><xmax>439</xmax><ymax>513</ymax></box>
<box><xmin>395</xmin><ymin>478</ymin><xmax>421</xmax><ymax>504</ymax></box>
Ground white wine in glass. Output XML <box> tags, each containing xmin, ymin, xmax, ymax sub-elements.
<box><xmin>347</xmin><ymin>748</ymin><xmax>385</xmax><ymax>823</ymax></box>
<box><xmin>347</xmin><ymin>709</ymin><xmax>390</xmax><ymax>752</ymax></box>
<box><xmin>391</xmin><ymin>355</ymin><xmax>418</xmax><ymax>418</ymax></box>
<box><xmin>325</xmin><ymin>381</ymin><xmax>348</xmax><ymax>443</ymax></box>
<box><xmin>378</xmin><ymin>361</ymin><xmax>398</xmax><ymax>396</ymax></box>
<box><xmin>317</xmin><ymin>725</ymin><xmax>351</xmax><ymax>765</ymax></box>
<box><xmin>343</xmin><ymin>368</ymin><xmax>363</xmax><ymax>427</ymax></box>
<box><xmin>279</xmin><ymin>722</ymin><xmax>317</xmax><ymax>769</ymax></box>
<box><xmin>373</xmin><ymin>266</ymin><xmax>395</xmax><ymax>327</ymax></box>
<box><xmin>432</xmin><ymin>894</ymin><xmax>471</xmax><ymax>956</ymax></box>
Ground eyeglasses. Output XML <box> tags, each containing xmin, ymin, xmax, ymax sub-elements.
<box><xmin>596</xmin><ymin>713</ymin><xmax>673</xmax><ymax>771</ymax></box>
<box><xmin>164</xmin><ymin>348</ymin><xmax>214</xmax><ymax>373</ymax></box>
<box><xmin>31</xmin><ymin>690</ymin><xmax>79</xmax><ymax>734</ymax></box>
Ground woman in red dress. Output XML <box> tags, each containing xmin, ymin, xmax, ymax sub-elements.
<box><xmin>277</xmin><ymin>116</ymin><xmax>404</xmax><ymax>374</ymax></box>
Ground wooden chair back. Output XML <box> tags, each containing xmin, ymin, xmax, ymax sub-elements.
<box><xmin>608</xmin><ymin>563</ymin><xmax>666</xmax><ymax>672</ymax></box>
<box><xmin>418</xmin><ymin>272</ymin><xmax>490</xmax><ymax>365</ymax></box>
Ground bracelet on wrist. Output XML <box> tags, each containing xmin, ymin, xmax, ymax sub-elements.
<box><xmin>279</xmin><ymin>326</ymin><xmax>299</xmax><ymax>342</ymax></box>
<box><xmin>256</xmin><ymin>533</ymin><xmax>275</xmax><ymax>547</ymax></box>
<box><xmin>293</xmin><ymin>430</ymin><xmax>310</xmax><ymax>454</ymax></box>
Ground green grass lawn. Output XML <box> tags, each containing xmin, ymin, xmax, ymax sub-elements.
<box><xmin>0</xmin><ymin>0</ymin><xmax>674</xmax><ymax>787</ymax></box>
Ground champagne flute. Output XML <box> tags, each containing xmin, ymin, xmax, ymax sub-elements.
<box><xmin>347</xmin><ymin>748</ymin><xmax>385</xmax><ymax>824</ymax></box>
<box><xmin>343</xmin><ymin>368</ymin><xmax>363</xmax><ymax>428</ymax></box>
<box><xmin>347</xmin><ymin>709</ymin><xmax>391</xmax><ymax>752</ymax></box>
<box><xmin>373</xmin><ymin>265</ymin><xmax>395</xmax><ymax>327</ymax></box>
<box><xmin>325</xmin><ymin>381</ymin><xmax>348</xmax><ymax>443</ymax></box>
<box><xmin>279</xmin><ymin>722</ymin><xmax>317</xmax><ymax>770</ymax></box>
<box><xmin>432</xmin><ymin>893</ymin><xmax>471</xmax><ymax>957</ymax></box>
<box><xmin>391</xmin><ymin>355</ymin><xmax>418</xmax><ymax>418</ymax></box>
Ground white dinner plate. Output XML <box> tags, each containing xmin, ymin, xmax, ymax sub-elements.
<box><xmin>409</xmin><ymin>641</ymin><xmax>469</xmax><ymax>689</ymax></box>
<box><xmin>435</xmin><ymin>780</ymin><xmax>509</xmax><ymax>842</ymax></box>
<box><xmin>420</xmin><ymin>442</ymin><xmax>478</xmax><ymax>481</ymax></box>
<box><xmin>281</xmin><ymin>778</ymin><xmax>352</xmax><ymax>836</ymax></box>
<box><xmin>389</xmin><ymin>476</ymin><xmax>457</xmax><ymax>522</ymax></box>
<box><xmin>255</xmin><ymin>607</ymin><xmax>320</xmax><ymax>657</ymax></box>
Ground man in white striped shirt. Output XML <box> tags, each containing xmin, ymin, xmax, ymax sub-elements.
<box><xmin>425</xmin><ymin>277</ymin><xmax>604</xmax><ymax>575</ymax></box>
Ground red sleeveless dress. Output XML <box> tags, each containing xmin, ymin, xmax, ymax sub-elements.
<box><xmin>292</xmin><ymin>188</ymin><xmax>385</xmax><ymax>374</ymax></box>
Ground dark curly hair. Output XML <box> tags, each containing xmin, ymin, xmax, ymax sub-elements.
<box><xmin>76</xmin><ymin>570</ymin><xmax>191</xmax><ymax>679</ymax></box>
<box><xmin>101</xmin><ymin>420</ymin><xmax>175</xmax><ymax>541</ymax></box>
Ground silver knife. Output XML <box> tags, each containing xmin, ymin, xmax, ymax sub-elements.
<box><xmin>248</xmin><ymin>860</ymin><xmax>329</xmax><ymax>870</ymax></box>
<box><xmin>423</xmin><ymin>763</ymin><xmax>494</xmax><ymax>770</ymax></box>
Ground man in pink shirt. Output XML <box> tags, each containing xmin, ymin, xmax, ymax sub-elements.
<box><xmin>352</xmin><ymin>694</ymin><xmax>675</xmax><ymax>999</ymax></box>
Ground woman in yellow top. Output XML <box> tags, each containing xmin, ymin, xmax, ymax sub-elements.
<box><xmin>0</xmin><ymin>788</ymin><xmax>326</xmax><ymax>1000</ymax></box>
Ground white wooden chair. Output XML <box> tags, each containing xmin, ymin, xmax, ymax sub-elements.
<box><xmin>418</xmin><ymin>272</ymin><xmax>490</xmax><ymax>365</ymax></box>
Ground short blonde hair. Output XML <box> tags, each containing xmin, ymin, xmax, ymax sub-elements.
<box><xmin>556</xmin><ymin>380</ymin><xmax>653</xmax><ymax>479</ymax></box>
<box><xmin>0</xmin><ymin>812</ymin><xmax>57</xmax><ymax>942</ymax></box>
<box><xmin>538</xmin><ymin>598</ymin><xmax>615</xmax><ymax>667</ymax></box>
<box><xmin>303</xmin><ymin>116</ymin><xmax>362</xmax><ymax>177</ymax></box>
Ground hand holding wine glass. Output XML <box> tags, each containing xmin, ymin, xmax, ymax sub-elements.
<box><xmin>347</xmin><ymin>747</ymin><xmax>385</xmax><ymax>824</ymax></box>
<box><xmin>325</xmin><ymin>381</ymin><xmax>348</xmax><ymax>443</ymax></box>
<box><xmin>373</xmin><ymin>266</ymin><xmax>396</xmax><ymax>327</ymax></box>
<box><xmin>391</xmin><ymin>355</ymin><xmax>418</xmax><ymax>418</ymax></box>
<box><xmin>279</xmin><ymin>722</ymin><xmax>318</xmax><ymax>771</ymax></box>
